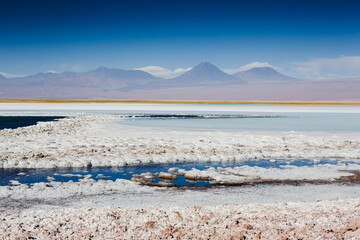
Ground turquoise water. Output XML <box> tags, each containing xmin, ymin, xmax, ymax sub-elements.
<box><xmin>121</xmin><ymin>112</ymin><xmax>360</xmax><ymax>132</ymax></box>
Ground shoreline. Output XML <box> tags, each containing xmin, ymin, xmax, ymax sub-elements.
<box><xmin>1</xmin><ymin>98</ymin><xmax>360</xmax><ymax>106</ymax></box>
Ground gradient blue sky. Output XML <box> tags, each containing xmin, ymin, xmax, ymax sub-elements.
<box><xmin>1</xmin><ymin>0</ymin><xmax>360</xmax><ymax>79</ymax></box>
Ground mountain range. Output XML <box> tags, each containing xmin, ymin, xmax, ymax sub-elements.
<box><xmin>1</xmin><ymin>67</ymin><xmax>164</xmax><ymax>91</ymax></box>
<box><xmin>0</xmin><ymin>62</ymin><xmax>296</xmax><ymax>89</ymax></box>
<box><xmin>0</xmin><ymin>62</ymin><xmax>359</xmax><ymax>101</ymax></box>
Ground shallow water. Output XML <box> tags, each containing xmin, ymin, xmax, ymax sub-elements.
<box><xmin>121</xmin><ymin>112</ymin><xmax>360</xmax><ymax>132</ymax></box>
<box><xmin>1</xmin><ymin>159</ymin><xmax>357</xmax><ymax>187</ymax></box>
<box><xmin>2</xmin><ymin>104</ymin><xmax>360</xmax><ymax>131</ymax></box>
<box><xmin>0</xmin><ymin>116</ymin><xmax>66</xmax><ymax>130</ymax></box>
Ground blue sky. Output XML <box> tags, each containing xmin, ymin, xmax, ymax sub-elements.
<box><xmin>1</xmin><ymin>0</ymin><xmax>360</xmax><ymax>79</ymax></box>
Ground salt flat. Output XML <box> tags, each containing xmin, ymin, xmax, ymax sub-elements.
<box><xmin>1</xmin><ymin>114</ymin><xmax>360</xmax><ymax>169</ymax></box>
<box><xmin>1</xmin><ymin>103</ymin><xmax>360</xmax><ymax>239</ymax></box>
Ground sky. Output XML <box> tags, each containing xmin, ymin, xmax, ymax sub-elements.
<box><xmin>1</xmin><ymin>0</ymin><xmax>360</xmax><ymax>79</ymax></box>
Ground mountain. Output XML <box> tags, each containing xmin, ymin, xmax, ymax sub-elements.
<box><xmin>6</xmin><ymin>67</ymin><xmax>164</xmax><ymax>90</ymax></box>
<box><xmin>170</xmin><ymin>62</ymin><xmax>244</xmax><ymax>86</ymax></box>
<box><xmin>234</xmin><ymin>67</ymin><xmax>298</xmax><ymax>82</ymax></box>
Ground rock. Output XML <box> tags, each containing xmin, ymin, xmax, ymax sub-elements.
<box><xmin>243</xmin><ymin>224</ymin><xmax>253</xmax><ymax>230</ymax></box>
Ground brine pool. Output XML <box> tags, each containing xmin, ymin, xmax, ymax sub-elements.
<box><xmin>1</xmin><ymin>158</ymin><xmax>359</xmax><ymax>187</ymax></box>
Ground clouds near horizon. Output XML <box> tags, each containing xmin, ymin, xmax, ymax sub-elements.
<box><xmin>223</xmin><ymin>62</ymin><xmax>281</xmax><ymax>75</ymax></box>
<box><xmin>136</xmin><ymin>62</ymin><xmax>283</xmax><ymax>78</ymax></box>
<box><xmin>0</xmin><ymin>72</ymin><xmax>26</xmax><ymax>78</ymax></box>
<box><xmin>292</xmin><ymin>56</ymin><xmax>360</xmax><ymax>79</ymax></box>
<box><xmin>134</xmin><ymin>66</ymin><xmax>192</xmax><ymax>79</ymax></box>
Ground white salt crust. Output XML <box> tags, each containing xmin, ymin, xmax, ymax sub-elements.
<box><xmin>1</xmin><ymin>199</ymin><xmax>360</xmax><ymax>239</ymax></box>
<box><xmin>177</xmin><ymin>163</ymin><xmax>360</xmax><ymax>184</ymax></box>
<box><xmin>0</xmin><ymin>115</ymin><xmax>359</xmax><ymax>169</ymax></box>
<box><xmin>1</xmin><ymin>111</ymin><xmax>360</xmax><ymax>238</ymax></box>
<box><xmin>0</xmin><ymin>178</ymin><xmax>154</xmax><ymax>200</ymax></box>
<box><xmin>1</xmin><ymin>114</ymin><xmax>360</xmax><ymax>207</ymax></box>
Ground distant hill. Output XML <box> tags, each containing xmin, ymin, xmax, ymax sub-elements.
<box><xmin>170</xmin><ymin>62</ymin><xmax>244</xmax><ymax>86</ymax></box>
<box><xmin>6</xmin><ymin>67</ymin><xmax>164</xmax><ymax>91</ymax></box>
<box><xmin>234</xmin><ymin>67</ymin><xmax>298</xmax><ymax>82</ymax></box>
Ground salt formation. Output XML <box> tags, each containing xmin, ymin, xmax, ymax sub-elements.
<box><xmin>176</xmin><ymin>164</ymin><xmax>360</xmax><ymax>185</ymax></box>
<box><xmin>1</xmin><ymin>113</ymin><xmax>360</xmax><ymax>239</ymax></box>
<box><xmin>0</xmin><ymin>115</ymin><xmax>359</xmax><ymax>169</ymax></box>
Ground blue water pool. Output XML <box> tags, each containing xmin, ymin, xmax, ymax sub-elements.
<box><xmin>1</xmin><ymin>158</ymin><xmax>357</xmax><ymax>187</ymax></box>
<box><xmin>0</xmin><ymin>116</ymin><xmax>66</xmax><ymax>130</ymax></box>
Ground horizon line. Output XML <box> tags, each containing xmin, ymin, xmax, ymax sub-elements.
<box><xmin>1</xmin><ymin>99</ymin><xmax>360</xmax><ymax>106</ymax></box>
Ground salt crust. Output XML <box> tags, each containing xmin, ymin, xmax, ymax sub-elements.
<box><xmin>1</xmin><ymin>115</ymin><xmax>359</xmax><ymax>169</ymax></box>
<box><xmin>1</xmin><ymin>108</ymin><xmax>360</xmax><ymax>238</ymax></box>
<box><xmin>178</xmin><ymin>164</ymin><xmax>360</xmax><ymax>184</ymax></box>
<box><xmin>0</xmin><ymin>178</ymin><xmax>155</xmax><ymax>200</ymax></box>
<box><xmin>1</xmin><ymin>199</ymin><xmax>360</xmax><ymax>239</ymax></box>
<box><xmin>1</xmin><ymin>114</ymin><xmax>360</xmax><ymax>206</ymax></box>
